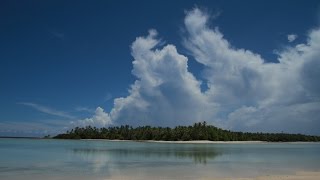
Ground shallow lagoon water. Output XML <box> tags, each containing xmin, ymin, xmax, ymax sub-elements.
<box><xmin>0</xmin><ymin>138</ymin><xmax>320</xmax><ymax>180</ymax></box>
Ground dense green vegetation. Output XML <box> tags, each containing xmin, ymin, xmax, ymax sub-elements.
<box><xmin>54</xmin><ymin>122</ymin><xmax>320</xmax><ymax>142</ymax></box>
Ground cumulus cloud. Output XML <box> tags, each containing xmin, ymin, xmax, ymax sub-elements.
<box><xmin>81</xmin><ymin>8</ymin><xmax>320</xmax><ymax>134</ymax></box>
<box><xmin>183</xmin><ymin>8</ymin><xmax>320</xmax><ymax>134</ymax></box>
<box><xmin>107</xmin><ymin>29</ymin><xmax>217</xmax><ymax>127</ymax></box>
<box><xmin>287</xmin><ymin>34</ymin><xmax>298</xmax><ymax>42</ymax></box>
<box><xmin>73</xmin><ymin>107</ymin><xmax>112</xmax><ymax>127</ymax></box>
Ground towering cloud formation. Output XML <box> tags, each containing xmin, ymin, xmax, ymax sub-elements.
<box><xmin>108</xmin><ymin>29</ymin><xmax>217</xmax><ymax>127</ymax></box>
<box><xmin>183</xmin><ymin>9</ymin><xmax>320</xmax><ymax>134</ymax></box>
<box><xmin>80</xmin><ymin>8</ymin><xmax>320</xmax><ymax>134</ymax></box>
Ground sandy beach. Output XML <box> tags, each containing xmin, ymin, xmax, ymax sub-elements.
<box><xmin>81</xmin><ymin>139</ymin><xmax>265</xmax><ymax>143</ymax></box>
<box><xmin>82</xmin><ymin>139</ymin><xmax>320</xmax><ymax>144</ymax></box>
<box><xmin>143</xmin><ymin>140</ymin><xmax>265</xmax><ymax>144</ymax></box>
<box><xmin>107</xmin><ymin>171</ymin><xmax>320</xmax><ymax>180</ymax></box>
<box><xmin>221</xmin><ymin>171</ymin><xmax>320</xmax><ymax>180</ymax></box>
<box><xmin>3</xmin><ymin>171</ymin><xmax>320</xmax><ymax>180</ymax></box>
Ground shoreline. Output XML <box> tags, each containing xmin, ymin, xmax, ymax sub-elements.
<box><xmin>4</xmin><ymin>171</ymin><xmax>320</xmax><ymax>180</ymax></box>
<box><xmin>2</xmin><ymin>137</ymin><xmax>320</xmax><ymax>144</ymax></box>
<box><xmin>220</xmin><ymin>171</ymin><xmax>320</xmax><ymax>180</ymax></box>
<box><xmin>80</xmin><ymin>139</ymin><xmax>320</xmax><ymax>144</ymax></box>
<box><xmin>108</xmin><ymin>171</ymin><xmax>320</xmax><ymax>180</ymax></box>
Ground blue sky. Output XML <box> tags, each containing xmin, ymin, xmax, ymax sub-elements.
<box><xmin>1</xmin><ymin>0</ymin><xmax>320</xmax><ymax>136</ymax></box>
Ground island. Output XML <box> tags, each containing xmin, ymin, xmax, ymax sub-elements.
<box><xmin>54</xmin><ymin>122</ymin><xmax>320</xmax><ymax>142</ymax></box>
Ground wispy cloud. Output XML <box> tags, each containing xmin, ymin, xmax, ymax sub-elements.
<box><xmin>287</xmin><ymin>34</ymin><xmax>298</xmax><ymax>42</ymax></box>
<box><xmin>75</xmin><ymin>106</ymin><xmax>95</xmax><ymax>113</ymax></box>
<box><xmin>18</xmin><ymin>102</ymin><xmax>75</xmax><ymax>119</ymax></box>
<box><xmin>104</xmin><ymin>93</ymin><xmax>113</xmax><ymax>102</ymax></box>
<box><xmin>0</xmin><ymin>119</ymin><xmax>70</xmax><ymax>137</ymax></box>
<box><xmin>49</xmin><ymin>31</ymin><xmax>65</xmax><ymax>40</ymax></box>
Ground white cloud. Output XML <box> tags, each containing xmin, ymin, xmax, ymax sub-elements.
<box><xmin>73</xmin><ymin>107</ymin><xmax>112</xmax><ymax>127</ymax></box>
<box><xmin>287</xmin><ymin>34</ymin><xmax>298</xmax><ymax>42</ymax></box>
<box><xmin>75</xmin><ymin>106</ymin><xmax>95</xmax><ymax>113</ymax></box>
<box><xmin>18</xmin><ymin>102</ymin><xmax>75</xmax><ymax>119</ymax></box>
<box><xmin>81</xmin><ymin>8</ymin><xmax>320</xmax><ymax>134</ymax></box>
<box><xmin>183</xmin><ymin>8</ymin><xmax>320</xmax><ymax>134</ymax></box>
<box><xmin>106</xmin><ymin>29</ymin><xmax>217</xmax><ymax>127</ymax></box>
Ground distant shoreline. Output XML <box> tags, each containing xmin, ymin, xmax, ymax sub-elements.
<box><xmin>2</xmin><ymin>137</ymin><xmax>320</xmax><ymax>144</ymax></box>
<box><xmin>82</xmin><ymin>139</ymin><xmax>266</xmax><ymax>144</ymax></box>
<box><xmin>108</xmin><ymin>171</ymin><xmax>320</xmax><ymax>180</ymax></box>
<box><xmin>0</xmin><ymin>136</ymin><xmax>41</xmax><ymax>139</ymax></box>
<box><xmin>80</xmin><ymin>139</ymin><xmax>320</xmax><ymax>144</ymax></box>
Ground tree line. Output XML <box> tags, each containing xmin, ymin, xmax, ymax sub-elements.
<box><xmin>54</xmin><ymin>122</ymin><xmax>320</xmax><ymax>142</ymax></box>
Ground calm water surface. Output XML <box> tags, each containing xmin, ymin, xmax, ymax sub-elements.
<box><xmin>0</xmin><ymin>138</ymin><xmax>320</xmax><ymax>180</ymax></box>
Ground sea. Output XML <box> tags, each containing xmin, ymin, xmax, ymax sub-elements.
<box><xmin>0</xmin><ymin>138</ymin><xmax>320</xmax><ymax>180</ymax></box>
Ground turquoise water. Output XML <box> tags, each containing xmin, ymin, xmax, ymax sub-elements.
<box><xmin>0</xmin><ymin>139</ymin><xmax>320</xmax><ymax>180</ymax></box>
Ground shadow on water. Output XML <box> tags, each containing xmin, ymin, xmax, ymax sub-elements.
<box><xmin>72</xmin><ymin>144</ymin><xmax>221</xmax><ymax>165</ymax></box>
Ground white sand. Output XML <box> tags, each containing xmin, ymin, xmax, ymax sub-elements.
<box><xmin>5</xmin><ymin>171</ymin><xmax>320</xmax><ymax>180</ymax></box>
<box><xmin>82</xmin><ymin>139</ymin><xmax>265</xmax><ymax>143</ymax></box>
<box><xmin>82</xmin><ymin>139</ymin><xmax>320</xmax><ymax>144</ymax></box>
<box><xmin>221</xmin><ymin>171</ymin><xmax>320</xmax><ymax>180</ymax></box>
<box><xmin>143</xmin><ymin>140</ymin><xmax>265</xmax><ymax>144</ymax></box>
<box><xmin>107</xmin><ymin>171</ymin><xmax>320</xmax><ymax>180</ymax></box>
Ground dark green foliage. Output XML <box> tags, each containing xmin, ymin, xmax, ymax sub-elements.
<box><xmin>54</xmin><ymin>122</ymin><xmax>320</xmax><ymax>142</ymax></box>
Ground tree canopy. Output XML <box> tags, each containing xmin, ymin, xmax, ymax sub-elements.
<box><xmin>54</xmin><ymin>122</ymin><xmax>320</xmax><ymax>142</ymax></box>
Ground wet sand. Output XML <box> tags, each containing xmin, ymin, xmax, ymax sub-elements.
<box><xmin>222</xmin><ymin>171</ymin><xmax>320</xmax><ymax>180</ymax></box>
<box><xmin>108</xmin><ymin>171</ymin><xmax>320</xmax><ymax>180</ymax></box>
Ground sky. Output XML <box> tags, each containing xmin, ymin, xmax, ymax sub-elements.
<box><xmin>1</xmin><ymin>0</ymin><xmax>320</xmax><ymax>136</ymax></box>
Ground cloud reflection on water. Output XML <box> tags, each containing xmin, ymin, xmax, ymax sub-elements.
<box><xmin>71</xmin><ymin>143</ymin><xmax>221</xmax><ymax>173</ymax></box>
